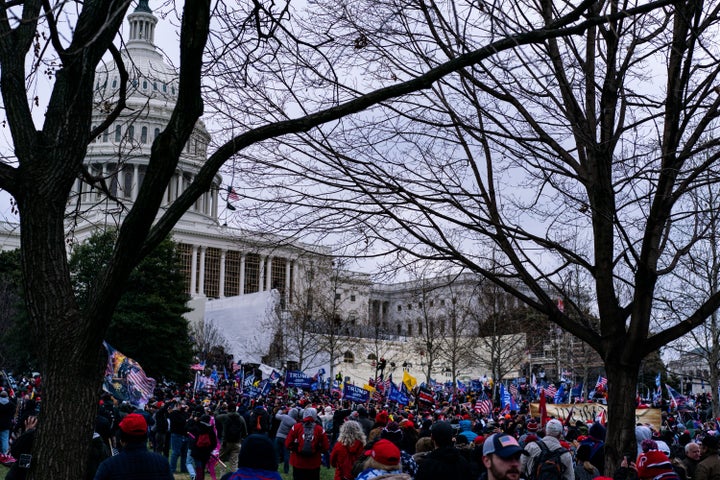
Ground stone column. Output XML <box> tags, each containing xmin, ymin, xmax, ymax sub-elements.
<box><xmin>239</xmin><ymin>253</ymin><xmax>246</xmax><ymax>295</ymax></box>
<box><xmin>259</xmin><ymin>255</ymin><xmax>266</xmax><ymax>292</ymax></box>
<box><xmin>198</xmin><ymin>246</ymin><xmax>207</xmax><ymax>296</ymax></box>
<box><xmin>285</xmin><ymin>260</ymin><xmax>292</xmax><ymax>307</ymax></box>
<box><xmin>131</xmin><ymin>164</ymin><xmax>139</xmax><ymax>201</ymax></box>
<box><xmin>266</xmin><ymin>256</ymin><xmax>273</xmax><ymax>291</ymax></box>
<box><xmin>190</xmin><ymin>245</ymin><xmax>198</xmax><ymax>296</ymax></box>
<box><xmin>219</xmin><ymin>249</ymin><xmax>226</xmax><ymax>298</ymax></box>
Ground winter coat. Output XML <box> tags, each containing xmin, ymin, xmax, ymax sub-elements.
<box><xmin>188</xmin><ymin>422</ymin><xmax>218</xmax><ymax>464</ymax></box>
<box><xmin>330</xmin><ymin>439</ymin><xmax>364</xmax><ymax>480</ymax></box>
<box><xmin>355</xmin><ymin>467</ymin><xmax>411</xmax><ymax>480</ymax></box>
<box><xmin>522</xmin><ymin>436</ymin><xmax>575</xmax><ymax>480</ymax></box>
<box><xmin>414</xmin><ymin>445</ymin><xmax>474</xmax><ymax>480</ymax></box>
<box><xmin>274</xmin><ymin>408</ymin><xmax>299</xmax><ymax>440</ymax></box>
<box><xmin>695</xmin><ymin>452</ymin><xmax>720</xmax><ymax>480</ymax></box>
<box><xmin>285</xmin><ymin>418</ymin><xmax>329</xmax><ymax>470</ymax></box>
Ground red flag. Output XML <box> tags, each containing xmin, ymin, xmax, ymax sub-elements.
<box><xmin>539</xmin><ymin>388</ymin><xmax>548</xmax><ymax>427</ymax></box>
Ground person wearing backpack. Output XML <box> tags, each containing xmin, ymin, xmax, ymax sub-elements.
<box><xmin>249</xmin><ymin>403</ymin><xmax>271</xmax><ymax>436</ymax></box>
<box><xmin>188</xmin><ymin>414</ymin><xmax>218</xmax><ymax>480</ymax></box>
<box><xmin>521</xmin><ymin>419</ymin><xmax>575</xmax><ymax>480</ymax></box>
<box><xmin>285</xmin><ymin>407</ymin><xmax>329</xmax><ymax>480</ymax></box>
<box><xmin>217</xmin><ymin>405</ymin><xmax>248</xmax><ymax>472</ymax></box>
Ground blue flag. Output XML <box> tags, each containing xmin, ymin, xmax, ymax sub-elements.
<box><xmin>259</xmin><ymin>379</ymin><xmax>272</xmax><ymax>396</ymax></box>
<box><xmin>571</xmin><ymin>382</ymin><xmax>583</xmax><ymax>398</ymax></box>
<box><xmin>343</xmin><ymin>384</ymin><xmax>370</xmax><ymax>403</ymax></box>
<box><xmin>269</xmin><ymin>370</ymin><xmax>281</xmax><ymax>383</ymax></box>
<box><xmin>554</xmin><ymin>383</ymin><xmax>566</xmax><ymax>403</ymax></box>
<box><xmin>500</xmin><ymin>383</ymin><xmax>511</xmax><ymax>408</ymax></box>
<box><xmin>388</xmin><ymin>382</ymin><xmax>410</xmax><ymax>405</ymax></box>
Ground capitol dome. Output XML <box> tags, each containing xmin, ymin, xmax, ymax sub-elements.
<box><xmin>76</xmin><ymin>0</ymin><xmax>219</xmax><ymax>226</ymax></box>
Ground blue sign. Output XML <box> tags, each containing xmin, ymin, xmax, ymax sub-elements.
<box><xmin>343</xmin><ymin>384</ymin><xmax>370</xmax><ymax>403</ymax></box>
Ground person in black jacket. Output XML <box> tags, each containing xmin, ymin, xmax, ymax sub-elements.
<box><xmin>187</xmin><ymin>414</ymin><xmax>218</xmax><ymax>480</ymax></box>
<box><xmin>415</xmin><ymin>421</ymin><xmax>475</xmax><ymax>480</ymax></box>
<box><xmin>94</xmin><ymin>413</ymin><xmax>172</xmax><ymax>480</ymax></box>
<box><xmin>168</xmin><ymin>402</ymin><xmax>191</xmax><ymax>474</ymax></box>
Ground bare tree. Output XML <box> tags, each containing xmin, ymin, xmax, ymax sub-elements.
<box><xmin>474</xmin><ymin>285</ymin><xmax>529</xmax><ymax>399</ymax></box>
<box><xmin>409</xmin><ymin>280</ymin><xmax>445</xmax><ymax>384</ymax></box>
<box><xmin>222</xmin><ymin>0</ymin><xmax>713</xmax><ymax>471</ymax></box>
<box><xmin>190</xmin><ymin>319</ymin><xmax>230</xmax><ymax>362</ymax></box>
<box><xmin>0</xmin><ymin>0</ymin><xmax>672</xmax><ymax>476</ymax></box>
<box><xmin>666</xmin><ymin>180</ymin><xmax>720</xmax><ymax>419</ymax></box>
<box><xmin>435</xmin><ymin>283</ymin><xmax>480</xmax><ymax>393</ymax></box>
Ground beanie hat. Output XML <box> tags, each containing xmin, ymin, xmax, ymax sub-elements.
<box><xmin>238</xmin><ymin>434</ymin><xmax>278</xmax><ymax>471</ymax></box>
<box><xmin>589</xmin><ymin>422</ymin><xmax>606</xmax><ymax>441</ymax></box>
<box><xmin>636</xmin><ymin>450</ymin><xmax>673</xmax><ymax>480</ymax></box>
<box><xmin>381</xmin><ymin>422</ymin><xmax>404</xmax><ymax>446</ymax></box>
<box><xmin>430</xmin><ymin>421</ymin><xmax>454</xmax><ymax>447</ymax></box>
<box><xmin>119</xmin><ymin>413</ymin><xmax>147</xmax><ymax>436</ymax></box>
<box><xmin>526</xmin><ymin>421</ymin><xmax>538</xmax><ymax>432</ymax></box>
<box><xmin>376</xmin><ymin>410</ymin><xmax>389</xmax><ymax>425</ymax></box>
<box><xmin>545</xmin><ymin>419</ymin><xmax>564</xmax><ymax>438</ymax></box>
<box><xmin>365</xmin><ymin>439</ymin><xmax>401</xmax><ymax>466</ymax></box>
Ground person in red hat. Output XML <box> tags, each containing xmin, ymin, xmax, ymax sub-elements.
<box><xmin>356</xmin><ymin>439</ymin><xmax>409</xmax><ymax>480</ymax></box>
<box><xmin>94</xmin><ymin>413</ymin><xmax>173</xmax><ymax>479</ymax></box>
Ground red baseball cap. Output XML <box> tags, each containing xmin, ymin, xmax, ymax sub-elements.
<box><xmin>365</xmin><ymin>439</ymin><xmax>401</xmax><ymax>466</ymax></box>
<box><xmin>119</xmin><ymin>413</ymin><xmax>147</xmax><ymax>436</ymax></box>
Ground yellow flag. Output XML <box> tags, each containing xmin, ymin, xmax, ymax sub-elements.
<box><xmin>363</xmin><ymin>384</ymin><xmax>376</xmax><ymax>392</ymax></box>
<box><xmin>403</xmin><ymin>371</ymin><xmax>417</xmax><ymax>391</ymax></box>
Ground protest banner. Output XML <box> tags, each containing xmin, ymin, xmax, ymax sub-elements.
<box><xmin>529</xmin><ymin>403</ymin><xmax>661</xmax><ymax>430</ymax></box>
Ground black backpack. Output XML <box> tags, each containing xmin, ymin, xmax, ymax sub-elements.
<box><xmin>530</xmin><ymin>441</ymin><xmax>567</xmax><ymax>480</ymax></box>
<box><xmin>298</xmin><ymin>422</ymin><xmax>317</xmax><ymax>457</ymax></box>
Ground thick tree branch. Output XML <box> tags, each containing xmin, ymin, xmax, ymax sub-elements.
<box><xmin>144</xmin><ymin>0</ymin><xmax>676</xmax><ymax>255</ymax></box>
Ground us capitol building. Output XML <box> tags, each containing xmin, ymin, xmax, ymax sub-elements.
<box><xmin>0</xmin><ymin>1</ymin><xmax>529</xmax><ymax>384</ymax></box>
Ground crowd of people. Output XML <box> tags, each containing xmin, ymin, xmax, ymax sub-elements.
<box><xmin>1</xmin><ymin>372</ymin><xmax>720</xmax><ymax>480</ymax></box>
<box><xmin>87</xmin><ymin>382</ymin><xmax>720</xmax><ymax>480</ymax></box>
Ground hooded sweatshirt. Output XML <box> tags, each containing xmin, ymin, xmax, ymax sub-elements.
<box><xmin>275</xmin><ymin>407</ymin><xmax>300</xmax><ymax>440</ymax></box>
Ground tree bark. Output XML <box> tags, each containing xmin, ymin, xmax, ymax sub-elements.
<box><xmin>604</xmin><ymin>355</ymin><xmax>640</xmax><ymax>476</ymax></box>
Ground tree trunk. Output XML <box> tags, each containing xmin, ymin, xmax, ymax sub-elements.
<box><xmin>30</xmin><ymin>345</ymin><xmax>105</xmax><ymax>479</ymax></box>
<box><xmin>18</xmin><ymin>173</ymin><xmax>110</xmax><ymax>479</ymax></box>
<box><xmin>604</xmin><ymin>361</ymin><xmax>640</xmax><ymax>476</ymax></box>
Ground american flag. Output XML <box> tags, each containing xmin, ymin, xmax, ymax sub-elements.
<box><xmin>595</xmin><ymin>376</ymin><xmax>608</xmax><ymax>390</ymax></box>
<box><xmin>509</xmin><ymin>383</ymin><xmax>519</xmax><ymax>398</ymax></box>
<box><xmin>227</xmin><ymin>186</ymin><xmax>239</xmax><ymax>201</ymax></box>
<box><xmin>372</xmin><ymin>389</ymin><xmax>383</xmax><ymax>402</ymax></box>
<box><xmin>127</xmin><ymin>366</ymin><xmax>156</xmax><ymax>400</ymax></box>
<box><xmin>475</xmin><ymin>397</ymin><xmax>493</xmax><ymax>415</ymax></box>
<box><xmin>544</xmin><ymin>384</ymin><xmax>558</xmax><ymax>399</ymax></box>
